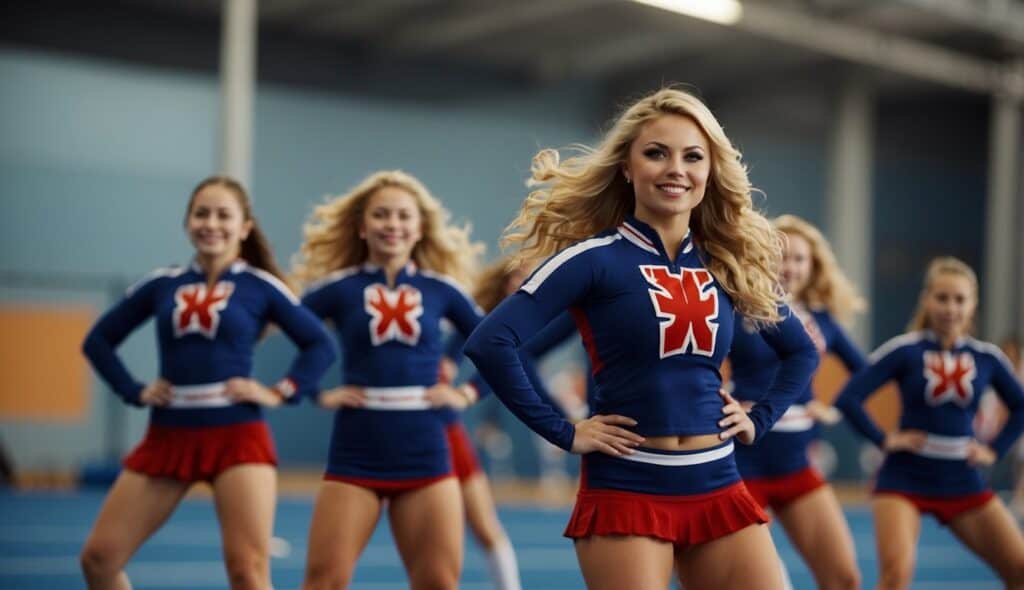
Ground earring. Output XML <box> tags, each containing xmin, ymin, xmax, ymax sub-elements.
<box><xmin>625</xmin><ymin>176</ymin><xmax>632</xmax><ymax>184</ymax></box>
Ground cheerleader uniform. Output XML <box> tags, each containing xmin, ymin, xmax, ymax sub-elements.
<box><xmin>731</xmin><ymin>307</ymin><xmax>866</xmax><ymax>509</ymax></box>
<box><xmin>836</xmin><ymin>331</ymin><xmax>1024</xmax><ymax>523</ymax></box>
<box><xmin>82</xmin><ymin>260</ymin><xmax>336</xmax><ymax>482</ymax></box>
<box><xmin>465</xmin><ymin>217</ymin><xmax>819</xmax><ymax>544</ymax></box>
<box><xmin>302</xmin><ymin>262</ymin><xmax>482</xmax><ymax>496</ymax></box>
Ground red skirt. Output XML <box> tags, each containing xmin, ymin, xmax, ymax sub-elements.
<box><xmin>123</xmin><ymin>421</ymin><xmax>277</xmax><ymax>483</ymax></box>
<box><xmin>743</xmin><ymin>466</ymin><xmax>827</xmax><ymax>511</ymax></box>
<box><xmin>446</xmin><ymin>423</ymin><xmax>482</xmax><ymax>481</ymax></box>
<box><xmin>564</xmin><ymin>481</ymin><xmax>769</xmax><ymax>545</ymax></box>
<box><xmin>875</xmin><ymin>489</ymin><xmax>995</xmax><ymax>525</ymax></box>
<box><xmin>323</xmin><ymin>473</ymin><xmax>454</xmax><ymax>498</ymax></box>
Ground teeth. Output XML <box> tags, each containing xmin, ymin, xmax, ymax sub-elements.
<box><xmin>659</xmin><ymin>185</ymin><xmax>689</xmax><ymax>194</ymax></box>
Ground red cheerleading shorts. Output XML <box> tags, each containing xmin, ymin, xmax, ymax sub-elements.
<box><xmin>564</xmin><ymin>442</ymin><xmax>769</xmax><ymax>545</ymax></box>
<box><xmin>446</xmin><ymin>423</ymin><xmax>482</xmax><ymax>481</ymax></box>
<box><xmin>743</xmin><ymin>466</ymin><xmax>828</xmax><ymax>511</ymax></box>
<box><xmin>874</xmin><ymin>489</ymin><xmax>995</xmax><ymax>525</ymax></box>
<box><xmin>323</xmin><ymin>473</ymin><xmax>454</xmax><ymax>498</ymax></box>
<box><xmin>123</xmin><ymin>421</ymin><xmax>277</xmax><ymax>483</ymax></box>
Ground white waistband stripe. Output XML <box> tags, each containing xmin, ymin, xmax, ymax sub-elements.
<box><xmin>170</xmin><ymin>382</ymin><xmax>232</xmax><ymax>408</ymax></box>
<box><xmin>771</xmin><ymin>404</ymin><xmax>814</xmax><ymax>433</ymax></box>
<box><xmin>619</xmin><ymin>441</ymin><xmax>734</xmax><ymax>466</ymax></box>
<box><xmin>912</xmin><ymin>434</ymin><xmax>971</xmax><ymax>460</ymax></box>
<box><xmin>363</xmin><ymin>386</ymin><xmax>430</xmax><ymax>411</ymax></box>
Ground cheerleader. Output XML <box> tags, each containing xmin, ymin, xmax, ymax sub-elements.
<box><xmin>465</xmin><ymin>88</ymin><xmax>819</xmax><ymax>590</ymax></box>
<box><xmin>729</xmin><ymin>214</ymin><xmax>864</xmax><ymax>589</ymax></box>
<box><xmin>80</xmin><ymin>176</ymin><xmax>336</xmax><ymax>590</ymax></box>
<box><xmin>294</xmin><ymin>171</ymin><xmax>483</xmax><ymax>590</ymax></box>
<box><xmin>836</xmin><ymin>257</ymin><xmax>1024</xmax><ymax>589</ymax></box>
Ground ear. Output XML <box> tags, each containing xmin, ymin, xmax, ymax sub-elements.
<box><xmin>239</xmin><ymin>219</ymin><xmax>254</xmax><ymax>241</ymax></box>
<box><xmin>621</xmin><ymin>163</ymin><xmax>631</xmax><ymax>184</ymax></box>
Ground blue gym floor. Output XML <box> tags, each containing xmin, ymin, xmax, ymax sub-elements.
<box><xmin>0</xmin><ymin>490</ymin><xmax>999</xmax><ymax>589</ymax></box>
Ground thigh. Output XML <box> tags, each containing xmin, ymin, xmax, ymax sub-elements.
<box><xmin>949</xmin><ymin>497</ymin><xmax>1024</xmax><ymax>580</ymax></box>
<box><xmin>872</xmin><ymin>495</ymin><xmax>922</xmax><ymax>572</ymax></box>
<box><xmin>676</xmin><ymin>524</ymin><xmax>782</xmax><ymax>590</ymax></box>
<box><xmin>576</xmin><ymin>535</ymin><xmax>674</xmax><ymax>590</ymax></box>
<box><xmin>212</xmin><ymin>464</ymin><xmax>277</xmax><ymax>558</ymax></box>
<box><xmin>776</xmin><ymin>485</ymin><xmax>858</xmax><ymax>579</ymax></box>
<box><xmin>84</xmin><ymin>470</ymin><xmax>190</xmax><ymax>563</ymax></box>
<box><xmin>388</xmin><ymin>478</ymin><xmax>464</xmax><ymax>584</ymax></box>
<box><xmin>461</xmin><ymin>472</ymin><xmax>506</xmax><ymax>548</ymax></box>
<box><xmin>304</xmin><ymin>481</ymin><xmax>382</xmax><ymax>578</ymax></box>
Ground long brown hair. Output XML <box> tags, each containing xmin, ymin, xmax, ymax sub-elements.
<box><xmin>187</xmin><ymin>176</ymin><xmax>289</xmax><ymax>286</ymax></box>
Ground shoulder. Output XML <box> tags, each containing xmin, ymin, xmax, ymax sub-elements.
<box><xmin>125</xmin><ymin>265</ymin><xmax>188</xmax><ymax>296</ymax></box>
<box><xmin>868</xmin><ymin>331</ymin><xmax>925</xmax><ymax>363</ymax></box>
<box><xmin>521</xmin><ymin>231</ymin><xmax>623</xmax><ymax>294</ymax></box>
<box><xmin>964</xmin><ymin>337</ymin><xmax>1015</xmax><ymax>372</ymax></box>
<box><xmin>417</xmin><ymin>270</ymin><xmax>478</xmax><ymax>304</ymax></box>
<box><xmin>237</xmin><ymin>264</ymin><xmax>300</xmax><ymax>304</ymax></box>
<box><xmin>302</xmin><ymin>266</ymin><xmax>364</xmax><ymax>297</ymax></box>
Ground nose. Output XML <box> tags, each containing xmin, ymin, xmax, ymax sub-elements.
<box><xmin>666</xmin><ymin>153</ymin><xmax>686</xmax><ymax>177</ymax></box>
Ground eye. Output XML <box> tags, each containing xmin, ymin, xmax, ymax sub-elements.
<box><xmin>643</xmin><ymin>147</ymin><xmax>666</xmax><ymax>159</ymax></box>
<box><xmin>684</xmin><ymin>151</ymin><xmax>704</xmax><ymax>162</ymax></box>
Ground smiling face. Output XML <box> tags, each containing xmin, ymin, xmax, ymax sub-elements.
<box><xmin>186</xmin><ymin>184</ymin><xmax>252</xmax><ymax>261</ymax></box>
<box><xmin>781</xmin><ymin>232</ymin><xmax>814</xmax><ymax>298</ymax></box>
<box><xmin>923</xmin><ymin>272</ymin><xmax>976</xmax><ymax>340</ymax></box>
<box><xmin>623</xmin><ymin>114</ymin><xmax>711</xmax><ymax>224</ymax></box>
<box><xmin>359</xmin><ymin>185</ymin><xmax>423</xmax><ymax>263</ymax></box>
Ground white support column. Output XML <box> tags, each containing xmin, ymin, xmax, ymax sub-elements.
<box><xmin>826</xmin><ymin>78</ymin><xmax>875</xmax><ymax>348</ymax></box>
<box><xmin>984</xmin><ymin>92</ymin><xmax>1021</xmax><ymax>341</ymax></box>
<box><xmin>220</xmin><ymin>0</ymin><xmax>257</xmax><ymax>188</ymax></box>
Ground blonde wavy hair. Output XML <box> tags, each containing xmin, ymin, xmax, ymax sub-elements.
<box><xmin>908</xmin><ymin>256</ymin><xmax>978</xmax><ymax>333</ymax></box>
<box><xmin>473</xmin><ymin>256</ymin><xmax>538</xmax><ymax>313</ymax></box>
<box><xmin>292</xmin><ymin>170</ymin><xmax>483</xmax><ymax>288</ymax></box>
<box><xmin>774</xmin><ymin>214</ymin><xmax>866</xmax><ymax>324</ymax></box>
<box><xmin>504</xmin><ymin>87</ymin><xmax>783</xmax><ymax>324</ymax></box>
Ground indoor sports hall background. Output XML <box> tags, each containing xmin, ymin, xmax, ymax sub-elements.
<box><xmin>2</xmin><ymin>1</ymin><xmax>1023</xmax><ymax>588</ymax></box>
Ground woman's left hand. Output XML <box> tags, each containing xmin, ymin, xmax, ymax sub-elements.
<box><xmin>425</xmin><ymin>383</ymin><xmax>471</xmax><ymax>410</ymax></box>
<box><xmin>966</xmin><ymin>440</ymin><xmax>996</xmax><ymax>467</ymax></box>
<box><xmin>225</xmin><ymin>378</ymin><xmax>282</xmax><ymax>407</ymax></box>
<box><xmin>806</xmin><ymin>399</ymin><xmax>842</xmax><ymax>426</ymax></box>
<box><xmin>718</xmin><ymin>389</ymin><xmax>756</xmax><ymax>444</ymax></box>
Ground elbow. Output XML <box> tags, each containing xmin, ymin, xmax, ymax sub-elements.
<box><xmin>463</xmin><ymin>330</ymin><xmax>486</xmax><ymax>367</ymax></box>
<box><xmin>81</xmin><ymin>330</ymin><xmax>102</xmax><ymax>361</ymax></box>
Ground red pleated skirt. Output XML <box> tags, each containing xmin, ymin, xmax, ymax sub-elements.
<box><xmin>743</xmin><ymin>466</ymin><xmax>827</xmax><ymax>510</ymax></box>
<box><xmin>123</xmin><ymin>421</ymin><xmax>277</xmax><ymax>483</ymax></box>
<box><xmin>875</xmin><ymin>489</ymin><xmax>995</xmax><ymax>525</ymax></box>
<box><xmin>446</xmin><ymin>423</ymin><xmax>482</xmax><ymax>481</ymax></box>
<box><xmin>564</xmin><ymin>480</ymin><xmax>768</xmax><ymax>545</ymax></box>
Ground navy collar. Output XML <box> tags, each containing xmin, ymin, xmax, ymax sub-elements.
<box><xmin>189</xmin><ymin>258</ymin><xmax>246</xmax><ymax>277</ymax></box>
<box><xmin>362</xmin><ymin>260</ymin><xmax>417</xmax><ymax>280</ymax></box>
<box><xmin>617</xmin><ymin>215</ymin><xmax>693</xmax><ymax>260</ymax></box>
<box><xmin>923</xmin><ymin>330</ymin><xmax>966</xmax><ymax>349</ymax></box>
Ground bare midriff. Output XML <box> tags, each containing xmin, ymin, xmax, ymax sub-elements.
<box><xmin>642</xmin><ymin>433</ymin><xmax>723</xmax><ymax>452</ymax></box>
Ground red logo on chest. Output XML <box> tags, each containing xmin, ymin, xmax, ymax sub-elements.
<box><xmin>173</xmin><ymin>282</ymin><xmax>234</xmax><ymax>338</ymax></box>
<box><xmin>640</xmin><ymin>265</ymin><xmax>719</xmax><ymax>358</ymax></box>
<box><xmin>923</xmin><ymin>350</ymin><xmax>976</xmax><ymax>407</ymax></box>
<box><xmin>364</xmin><ymin>284</ymin><xmax>423</xmax><ymax>346</ymax></box>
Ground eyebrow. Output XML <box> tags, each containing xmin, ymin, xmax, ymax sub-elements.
<box><xmin>644</xmin><ymin>141</ymin><xmax>706</xmax><ymax>151</ymax></box>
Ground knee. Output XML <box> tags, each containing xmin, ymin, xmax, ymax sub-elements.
<box><xmin>409</xmin><ymin>562</ymin><xmax>460</xmax><ymax>590</ymax></box>
<box><xmin>825</xmin><ymin>565</ymin><xmax>861</xmax><ymax>590</ymax></box>
<box><xmin>878</xmin><ymin>558</ymin><xmax>914</xmax><ymax>590</ymax></box>
<box><xmin>303</xmin><ymin>560</ymin><xmax>353</xmax><ymax>590</ymax></box>
<box><xmin>224</xmin><ymin>550</ymin><xmax>269</xmax><ymax>590</ymax></box>
<box><xmin>80</xmin><ymin>538</ymin><xmax>125</xmax><ymax>579</ymax></box>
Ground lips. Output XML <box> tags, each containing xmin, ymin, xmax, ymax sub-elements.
<box><xmin>656</xmin><ymin>184</ymin><xmax>691</xmax><ymax>196</ymax></box>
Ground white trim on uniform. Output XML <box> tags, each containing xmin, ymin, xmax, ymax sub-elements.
<box><xmin>169</xmin><ymin>381</ymin><xmax>233</xmax><ymax>408</ymax></box>
<box><xmin>770</xmin><ymin>404</ymin><xmax>815</xmax><ymax>432</ymax></box>
<box><xmin>126</xmin><ymin>266</ymin><xmax>187</xmax><ymax>296</ymax></box>
<box><xmin>362</xmin><ymin>386</ymin><xmax>430</xmax><ymax>410</ymax></box>
<box><xmin>303</xmin><ymin>265</ymin><xmax>363</xmax><ymax>296</ymax></box>
<box><xmin>618</xmin><ymin>222</ymin><xmax>660</xmax><ymax>256</ymax></box>
<box><xmin>868</xmin><ymin>331</ymin><xmax>926</xmax><ymax>363</ymax></box>
<box><xmin>911</xmin><ymin>434</ymin><xmax>971</xmax><ymax>460</ymax></box>
<box><xmin>965</xmin><ymin>337</ymin><xmax>1018</xmax><ymax>375</ymax></box>
<box><xmin>619</xmin><ymin>441</ymin><xmax>734</xmax><ymax>466</ymax></box>
<box><xmin>521</xmin><ymin>234</ymin><xmax>621</xmax><ymax>295</ymax></box>
<box><xmin>418</xmin><ymin>269</ymin><xmax>485</xmax><ymax>316</ymax></box>
<box><xmin>242</xmin><ymin>265</ymin><xmax>300</xmax><ymax>305</ymax></box>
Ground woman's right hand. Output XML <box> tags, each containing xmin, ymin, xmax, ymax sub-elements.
<box><xmin>140</xmin><ymin>378</ymin><xmax>173</xmax><ymax>406</ymax></box>
<box><xmin>883</xmin><ymin>429</ymin><xmax>927</xmax><ymax>453</ymax></box>
<box><xmin>570</xmin><ymin>415</ymin><xmax>645</xmax><ymax>456</ymax></box>
<box><xmin>318</xmin><ymin>386</ymin><xmax>367</xmax><ymax>409</ymax></box>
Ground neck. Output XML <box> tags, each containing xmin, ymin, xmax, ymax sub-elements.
<box><xmin>368</xmin><ymin>251</ymin><xmax>411</xmax><ymax>286</ymax></box>
<box><xmin>933</xmin><ymin>328</ymin><xmax>963</xmax><ymax>350</ymax></box>
<box><xmin>195</xmin><ymin>251</ymin><xmax>237</xmax><ymax>281</ymax></box>
<box><xmin>635</xmin><ymin>208</ymin><xmax>691</xmax><ymax>257</ymax></box>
